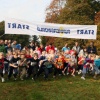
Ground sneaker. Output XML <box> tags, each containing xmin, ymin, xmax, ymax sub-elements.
<box><xmin>21</xmin><ymin>78</ymin><xmax>24</xmax><ymax>81</ymax></box>
<box><xmin>93</xmin><ymin>76</ymin><xmax>96</xmax><ymax>79</ymax></box>
<box><xmin>59</xmin><ymin>74</ymin><xmax>61</xmax><ymax>76</ymax></box>
<box><xmin>78</xmin><ymin>71</ymin><xmax>81</xmax><ymax>75</ymax></box>
<box><xmin>53</xmin><ymin>76</ymin><xmax>56</xmax><ymax>78</ymax></box>
<box><xmin>67</xmin><ymin>73</ymin><xmax>69</xmax><ymax>75</ymax></box>
<box><xmin>1</xmin><ymin>78</ymin><xmax>5</xmax><ymax>82</ymax></box>
<box><xmin>3</xmin><ymin>70</ymin><xmax>5</xmax><ymax>74</ymax></box>
<box><xmin>80</xmin><ymin>70</ymin><xmax>82</xmax><ymax>72</ymax></box>
<box><xmin>62</xmin><ymin>71</ymin><xmax>65</xmax><ymax>75</ymax></box>
<box><xmin>78</xmin><ymin>70</ymin><xmax>82</xmax><ymax>74</ymax></box>
<box><xmin>81</xmin><ymin>76</ymin><xmax>85</xmax><ymax>80</ymax></box>
<box><xmin>71</xmin><ymin>74</ymin><xmax>75</xmax><ymax>77</ymax></box>
<box><xmin>32</xmin><ymin>77</ymin><xmax>35</xmax><ymax>81</ymax></box>
<box><xmin>14</xmin><ymin>78</ymin><xmax>17</xmax><ymax>81</ymax></box>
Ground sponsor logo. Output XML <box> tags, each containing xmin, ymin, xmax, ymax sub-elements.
<box><xmin>37</xmin><ymin>26</ymin><xmax>70</xmax><ymax>34</ymax></box>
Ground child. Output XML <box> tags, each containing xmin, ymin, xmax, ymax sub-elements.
<box><xmin>53</xmin><ymin>53</ymin><xmax>65</xmax><ymax>77</ymax></box>
<box><xmin>19</xmin><ymin>52</ymin><xmax>29</xmax><ymax>80</ymax></box>
<box><xmin>37</xmin><ymin>51</ymin><xmax>47</xmax><ymax>77</ymax></box>
<box><xmin>42</xmin><ymin>57</ymin><xmax>53</xmax><ymax>80</ymax></box>
<box><xmin>93</xmin><ymin>55</ymin><xmax>100</xmax><ymax>79</ymax></box>
<box><xmin>62</xmin><ymin>50</ymin><xmax>71</xmax><ymax>75</ymax></box>
<box><xmin>0</xmin><ymin>52</ymin><xmax>9</xmax><ymax>82</ymax></box>
<box><xmin>67</xmin><ymin>61</ymin><xmax>76</xmax><ymax>76</ymax></box>
<box><xmin>77</xmin><ymin>53</ymin><xmax>85</xmax><ymax>74</ymax></box>
<box><xmin>4</xmin><ymin>51</ymin><xmax>13</xmax><ymax>74</ymax></box>
<box><xmin>27</xmin><ymin>53</ymin><xmax>40</xmax><ymax>81</ymax></box>
<box><xmin>81</xmin><ymin>54</ymin><xmax>94</xmax><ymax>80</ymax></box>
<box><xmin>67</xmin><ymin>50</ymin><xmax>76</xmax><ymax>77</ymax></box>
<box><xmin>39</xmin><ymin>51</ymin><xmax>47</xmax><ymax>66</ymax></box>
<box><xmin>8</xmin><ymin>52</ymin><xmax>20</xmax><ymax>80</ymax></box>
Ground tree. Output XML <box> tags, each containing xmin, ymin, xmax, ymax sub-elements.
<box><xmin>58</xmin><ymin>0</ymin><xmax>98</xmax><ymax>24</ymax></box>
<box><xmin>44</xmin><ymin>0</ymin><xmax>67</xmax><ymax>46</ymax></box>
<box><xmin>94</xmin><ymin>11</ymin><xmax>100</xmax><ymax>53</ymax></box>
<box><xmin>40</xmin><ymin>36</ymin><xmax>47</xmax><ymax>46</ymax></box>
<box><xmin>0</xmin><ymin>21</ymin><xmax>4</xmax><ymax>35</ymax></box>
<box><xmin>31</xmin><ymin>35</ymin><xmax>38</xmax><ymax>42</ymax></box>
<box><xmin>45</xmin><ymin>0</ymin><xmax>66</xmax><ymax>23</ymax></box>
<box><xmin>95</xmin><ymin>11</ymin><xmax>100</xmax><ymax>33</ymax></box>
<box><xmin>44</xmin><ymin>0</ymin><xmax>100</xmax><ymax>49</ymax></box>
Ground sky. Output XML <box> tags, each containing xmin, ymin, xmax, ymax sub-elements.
<box><xmin>0</xmin><ymin>0</ymin><xmax>52</xmax><ymax>22</ymax></box>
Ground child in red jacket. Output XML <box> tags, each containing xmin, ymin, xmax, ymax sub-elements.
<box><xmin>0</xmin><ymin>52</ymin><xmax>9</xmax><ymax>82</ymax></box>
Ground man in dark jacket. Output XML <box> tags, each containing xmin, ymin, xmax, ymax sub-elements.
<box><xmin>87</xmin><ymin>42</ymin><xmax>97</xmax><ymax>54</ymax></box>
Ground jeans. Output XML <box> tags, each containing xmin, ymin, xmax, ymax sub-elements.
<box><xmin>82</xmin><ymin>67</ymin><xmax>89</xmax><ymax>77</ymax></box>
<box><xmin>4</xmin><ymin>63</ymin><xmax>9</xmax><ymax>74</ymax></box>
<box><xmin>8</xmin><ymin>66</ymin><xmax>18</xmax><ymax>79</ymax></box>
<box><xmin>44</xmin><ymin>67</ymin><xmax>52</xmax><ymax>79</ymax></box>
<box><xmin>94</xmin><ymin>67</ymin><xmax>100</xmax><ymax>74</ymax></box>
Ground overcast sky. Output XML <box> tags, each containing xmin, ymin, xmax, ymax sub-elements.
<box><xmin>0</xmin><ymin>0</ymin><xmax>52</xmax><ymax>22</ymax></box>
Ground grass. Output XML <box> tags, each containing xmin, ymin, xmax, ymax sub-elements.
<box><xmin>0</xmin><ymin>74</ymin><xmax>100</xmax><ymax>100</ymax></box>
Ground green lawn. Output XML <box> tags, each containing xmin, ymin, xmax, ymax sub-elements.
<box><xmin>0</xmin><ymin>75</ymin><xmax>100</xmax><ymax>100</ymax></box>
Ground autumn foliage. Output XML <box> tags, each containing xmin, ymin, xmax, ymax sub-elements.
<box><xmin>41</xmin><ymin>0</ymin><xmax>100</xmax><ymax>52</ymax></box>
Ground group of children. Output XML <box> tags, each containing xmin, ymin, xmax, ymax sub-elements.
<box><xmin>0</xmin><ymin>47</ymin><xmax>100</xmax><ymax>83</ymax></box>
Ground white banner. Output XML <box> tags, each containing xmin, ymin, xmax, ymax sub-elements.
<box><xmin>5</xmin><ymin>18</ymin><xmax>97</xmax><ymax>39</ymax></box>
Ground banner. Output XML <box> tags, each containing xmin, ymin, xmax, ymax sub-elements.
<box><xmin>5</xmin><ymin>18</ymin><xmax>97</xmax><ymax>39</ymax></box>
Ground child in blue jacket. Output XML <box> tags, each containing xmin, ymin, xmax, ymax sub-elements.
<box><xmin>93</xmin><ymin>55</ymin><xmax>100</xmax><ymax>79</ymax></box>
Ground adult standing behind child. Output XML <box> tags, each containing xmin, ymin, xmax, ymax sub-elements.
<box><xmin>72</xmin><ymin>42</ymin><xmax>81</xmax><ymax>67</ymax></box>
<box><xmin>46</xmin><ymin>43</ymin><xmax>55</xmax><ymax>53</ymax></box>
<box><xmin>62</xmin><ymin>43</ymin><xmax>70</xmax><ymax>53</ymax></box>
<box><xmin>87</xmin><ymin>41</ymin><xmax>97</xmax><ymax>54</ymax></box>
<box><xmin>72</xmin><ymin>42</ymin><xmax>81</xmax><ymax>56</ymax></box>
